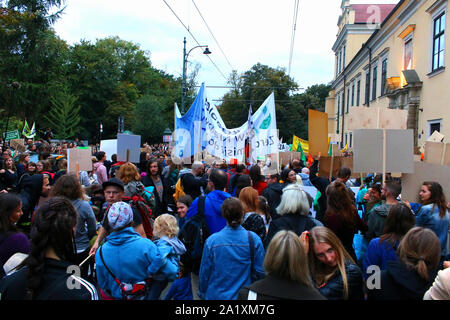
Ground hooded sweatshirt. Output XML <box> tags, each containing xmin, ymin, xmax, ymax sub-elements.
<box><xmin>93</xmin><ymin>162</ymin><xmax>108</xmax><ymax>185</ymax></box>
<box><xmin>368</xmin><ymin>260</ymin><xmax>437</xmax><ymax>300</ymax></box>
<box><xmin>153</xmin><ymin>236</ymin><xmax>186</xmax><ymax>281</ymax></box>
<box><xmin>124</xmin><ymin>180</ymin><xmax>145</xmax><ymax>198</ymax></box>
<box><xmin>18</xmin><ymin>174</ymin><xmax>44</xmax><ymax>221</ymax></box>
<box><xmin>366</xmin><ymin>204</ymin><xmax>394</xmax><ymax>241</ymax></box>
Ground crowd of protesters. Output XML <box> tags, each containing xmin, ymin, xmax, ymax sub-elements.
<box><xmin>0</xmin><ymin>137</ymin><xmax>449</xmax><ymax>301</ymax></box>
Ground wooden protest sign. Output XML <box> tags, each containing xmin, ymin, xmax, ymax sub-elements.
<box><xmin>100</xmin><ymin>139</ymin><xmax>117</xmax><ymax>162</ymax></box>
<box><xmin>401</xmin><ymin>161</ymin><xmax>450</xmax><ymax>202</ymax></box>
<box><xmin>117</xmin><ymin>134</ymin><xmax>141</xmax><ymax>163</ymax></box>
<box><xmin>67</xmin><ymin>148</ymin><xmax>92</xmax><ymax>174</ymax></box>
<box><xmin>10</xmin><ymin>139</ymin><xmax>26</xmax><ymax>153</ymax></box>
<box><xmin>308</xmin><ymin>110</ymin><xmax>329</xmax><ymax>156</ymax></box>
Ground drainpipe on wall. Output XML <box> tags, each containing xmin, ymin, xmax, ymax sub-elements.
<box><xmin>341</xmin><ymin>74</ymin><xmax>346</xmax><ymax>147</ymax></box>
<box><xmin>368</xmin><ymin>47</ymin><xmax>372</xmax><ymax>108</ymax></box>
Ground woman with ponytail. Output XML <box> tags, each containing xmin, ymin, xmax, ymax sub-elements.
<box><xmin>368</xmin><ymin>227</ymin><xmax>441</xmax><ymax>300</ymax></box>
<box><xmin>198</xmin><ymin>197</ymin><xmax>265</xmax><ymax>300</ymax></box>
<box><xmin>0</xmin><ymin>197</ymin><xmax>98</xmax><ymax>300</ymax></box>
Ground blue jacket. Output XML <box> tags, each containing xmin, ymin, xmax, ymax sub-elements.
<box><xmin>186</xmin><ymin>190</ymin><xmax>231</xmax><ymax>234</ymax></box>
<box><xmin>318</xmin><ymin>260</ymin><xmax>364</xmax><ymax>300</ymax></box>
<box><xmin>164</xmin><ymin>276</ymin><xmax>193</xmax><ymax>300</ymax></box>
<box><xmin>299</xmin><ymin>173</ymin><xmax>313</xmax><ymax>186</ymax></box>
<box><xmin>95</xmin><ymin>227</ymin><xmax>164</xmax><ymax>299</ymax></box>
<box><xmin>153</xmin><ymin>236</ymin><xmax>186</xmax><ymax>282</ymax></box>
<box><xmin>198</xmin><ymin>225</ymin><xmax>265</xmax><ymax>300</ymax></box>
<box><xmin>415</xmin><ymin>204</ymin><xmax>449</xmax><ymax>256</ymax></box>
<box><xmin>362</xmin><ymin>238</ymin><xmax>399</xmax><ymax>279</ymax></box>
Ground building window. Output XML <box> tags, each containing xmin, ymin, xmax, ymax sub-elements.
<box><xmin>372</xmin><ymin>66</ymin><xmax>377</xmax><ymax>100</ymax></box>
<box><xmin>343</xmin><ymin>45</ymin><xmax>346</xmax><ymax>69</ymax></box>
<box><xmin>337</xmin><ymin>93</ymin><xmax>340</xmax><ymax>134</ymax></box>
<box><xmin>365</xmin><ymin>72</ymin><xmax>370</xmax><ymax>105</ymax></box>
<box><xmin>357</xmin><ymin>80</ymin><xmax>361</xmax><ymax>106</ymax></box>
<box><xmin>381</xmin><ymin>59</ymin><xmax>388</xmax><ymax>95</ymax></box>
<box><xmin>432</xmin><ymin>12</ymin><xmax>446</xmax><ymax>71</ymax></box>
<box><xmin>404</xmin><ymin>38</ymin><xmax>413</xmax><ymax>70</ymax></box>
<box><xmin>346</xmin><ymin>88</ymin><xmax>350</xmax><ymax>113</ymax></box>
<box><xmin>428</xmin><ymin>119</ymin><xmax>442</xmax><ymax>137</ymax></box>
<box><xmin>349</xmin><ymin>132</ymin><xmax>353</xmax><ymax>148</ymax></box>
<box><xmin>351</xmin><ymin>83</ymin><xmax>355</xmax><ymax>106</ymax></box>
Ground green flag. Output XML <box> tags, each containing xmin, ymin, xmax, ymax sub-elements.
<box><xmin>22</xmin><ymin>120</ymin><xmax>30</xmax><ymax>137</ymax></box>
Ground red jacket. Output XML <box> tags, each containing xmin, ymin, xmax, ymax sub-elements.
<box><xmin>253</xmin><ymin>181</ymin><xmax>268</xmax><ymax>196</ymax></box>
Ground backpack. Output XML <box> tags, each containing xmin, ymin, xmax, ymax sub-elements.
<box><xmin>173</xmin><ymin>177</ymin><xmax>186</xmax><ymax>203</ymax></box>
<box><xmin>178</xmin><ymin>195</ymin><xmax>209</xmax><ymax>274</ymax></box>
<box><xmin>122</xmin><ymin>195</ymin><xmax>155</xmax><ymax>240</ymax></box>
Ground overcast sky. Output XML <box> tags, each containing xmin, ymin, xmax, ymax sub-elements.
<box><xmin>53</xmin><ymin>0</ymin><xmax>399</xmax><ymax>105</ymax></box>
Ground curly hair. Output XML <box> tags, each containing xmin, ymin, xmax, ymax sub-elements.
<box><xmin>118</xmin><ymin>162</ymin><xmax>141</xmax><ymax>185</ymax></box>
<box><xmin>153</xmin><ymin>214</ymin><xmax>179</xmax><ymax>239</ymax></box>
<box><xmin>23</xmin><ymin>197</ymin><xmax>77</xmax><ymax>299</ymax></box>
<box><xmin>50</xmin><ymin>174</ymin><xmax>84</xmax><ymax>201</ymax></box>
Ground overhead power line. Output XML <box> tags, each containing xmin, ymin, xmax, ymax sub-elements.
<box><xmin>191</xmin><ymin>0</ymin><xmax>235</xmax><ymax>72</ymax></box>
<box><xmin>288</xmin><ymin>0</ymin><xmax>300</xmax><ymax>76</ymax></box>
<box><xmin>162</xmin><ymin>0</ymin><xmax>228</xmax><ymax>80</ymax></box>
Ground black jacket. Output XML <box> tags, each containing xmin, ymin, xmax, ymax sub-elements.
<box><xmin>318</xmin><ymin>260</ymin><xmax>364</xmax><ymax>300</ymax></box>
<box><xmin>261</xmin><ymin>182</ymin><xmax>284</xmax><ymax>220</ymax></box>
<box><xmin>142</xmin><ymin>174</ymin><xmax>170</xmax><ymax>217</ymax></box>
<box><xmin>17</xmin><ymin>174</ymin><xmax>44</xmax><ymax>224</ymax></box>
<box><xmin>367</xmin><ymin>260</ymin><xmax>437</xmax><ymax>300</ymax></box>
<box><xmin>0</xmin><ymin>258</ymin><xmax>98</xmax><ymax>300</ymax></box>
<box><xmin>180</xmin><ymin>172</ymin><xmax>208</xmax><ymax>201</ymax></box>
<box><xmin>309</xmin><ymin>160</ymin><xmax>330</xmax><ymax>222</ymax></box>
<box><xmin>238</xmin><ymin>274</ymin><xmax>326</xmax><ymax>300</ymax></box>
<box><xmin>265</xmin><ymin>214</ymin><xmax>317</xmax><ymax>248</ymax></box>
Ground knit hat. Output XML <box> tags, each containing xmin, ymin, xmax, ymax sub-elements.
<box><xmin>107</xmin><ymin>201</ymin><xmax>133</xmax><ymax>231</ymax></box>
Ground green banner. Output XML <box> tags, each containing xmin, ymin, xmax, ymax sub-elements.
<box><xmin>4</xmin><ymin>130</ymin><xmax>20</xmax><ymax>141</ymax></box>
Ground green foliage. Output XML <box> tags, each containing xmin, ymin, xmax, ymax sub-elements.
<box><xmin>44</xmin><ymin>86</ymin><xmax>81</xmax><ymax>140</ymax></box>
<box><xmin>132</xmin><ymin>95</ymin><xmax>168</xmax><ymax>144</ymax></box>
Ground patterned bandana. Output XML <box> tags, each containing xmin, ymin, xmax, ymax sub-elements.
<box><xmin>107</xmin><ymin>201</ymin><xmax>133</xmax><ymax>231</ymax></box>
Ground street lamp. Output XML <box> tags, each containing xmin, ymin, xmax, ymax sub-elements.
<box><xmin>181</xmin><ymin>37</ymin><xmax>211</xmax><ymax>114</ymax></box>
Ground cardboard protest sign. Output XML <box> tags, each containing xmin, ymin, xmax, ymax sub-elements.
<box><xmin>10</xmin><ymin>139</ymin><xmax>26</xmax><ymax>153</ymax></box>
<box><xmin>100</xmin><ymin>139</ymin><xmax>117</xmax><ymax>162</ymax></box>
<box><xmin>279</xmin><ymin>152</ymin><xmax>302</xmax><ymax>166</ymax></box>
<box><xmin>318</xmin><ymin>156</ymin><xmax>340</xmax><ymax>178</ymax></box>
<box><xmin>348</xmin><ymin>107</ymin><xmax>408</xmax><ymax>130</ymax></box>
<box><xmin>424</xmin><ymin>141</ymin><xmax>445</xmax><ymax>165</ymax></box>
<box><xmin>427</xmin><ymin>130</ymin><xmax>445</xmax><ymax>143</ymax></box>
<box><xmin>385</xmin><ymin>129</ymin><xmax>414</xmax><ymax>173</ymax></box>
<box><xmin>353</xmin><ymin>129</ymin><xmax>384</xmax><ymax>173</ymax></box>
<box><xmin>117</xmin><ymin>134</ymin><xmax>141</xmax><ymax>163</ymax></box>
<box><xmin>401</xmin><ymin>161</ymin><xmax>450</xmax><ymax>202</ymax></box>
<box><xmin>67</xmin><ymin>148</ymin><xmax>93</xmax><ymax>173</ymax></box>
<box><xmin>308</xmin><ymin>110</ymin><xmax>329</xmax><ymax>156</ymax></box>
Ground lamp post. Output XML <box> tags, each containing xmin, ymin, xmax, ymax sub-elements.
<box><xmin>181</xmin><ymin>37</ymin><xmax>211</xmax><ymax>114</ymax></box>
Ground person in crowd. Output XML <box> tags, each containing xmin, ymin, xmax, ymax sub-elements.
<box><xmin>299</xmin><ymin>167</ymin><xmax>313</xmax><ymax>187</ymax></box>
<box><xmin>258</xmin><ymin>196</ymin><xmax>271</xmax><ymax>233</ymax></box>
<box><xmin>17</xmin><ymin>174</ymin><xmax>51</xmax><ymax>234</ymax></box>
<box><xmin>291</xmin><ymin>159</ymin><xmax>303</xmax><ymax>174</ymax></box>
<box><xmin>178</xmin><ymin>161</ymin><xmax>208</xmax><ymax>201</ymax></box>
<box><xmin>49</xmin><ymin>174</ymin><xmax>97</xmax><ymax>280</ymax></box>
<box><xmin>0</xmin><ymin>156</ymin><xmax>18</xmax><ymax>192</ymax></box>
<box><xmin>198</xmin><ymin>197</ymin><xmax>265</xmax><ymax>300</ymax></box>
<box><xmin>367</xmin><ymin>227</ymin><xmax>441</xmax><ymax>300</ymax></box>
<box><xmin>95</xmin><ymin>202</ymin><xmax>165</xmax><ymax>300</ymax></box>
<box><xmin>176</xmin><ymin>194</ymin><xmax>192</xmax><ymax>231</ymax></box>
<box><xmin>266</xmin><ymin>183</ymin><xmax>318</xmax><ymax>247</ymax></box>
<box><xmin>261</xmin><ymin>173</ymin><xmax>284</xmax><ymax>220</ymax></box>
<box><xmin>415</xmin><ymin>181</ymin><xmax>449</xmax><ymax>261</ymax></box>
<box><xmin>239</xmin><ymin>230</ymin><xmax>325</xmax><ymax>300</ymax></box>
<box><xmin>89</xmin><ymin>178</ymin><xmax>146</xmax><ymax>256</ymax></box>
<box><xmin>324</xmin><ymin>182</ymin><xmax>367</xmax><ymax>261</ymax></box>
<box><xmin>229</xmin><ymin>164</ymin><xmax>245</xmax><ymax>196</ymax></box>
<box><xmin>138</xmin><ymin>151</ymin><xmax>150</xmax><ymax>174</ymax></box>
<box><xmin>142</xmin><ymin>158</ymin><xmax>170</xmax><ymax>217</ymax></box>
<box><xmin>280</xmin><ymin>168</ymin><xmax>297</xmax><ymax>186</ymax></box>
<box><xmin>0</xmin><ymin>197</ymin><xmax>98</xmax><ymax>300</ymax></box>
<box><xmin>249</xmin><ymin>165</ymin><xmax>267</xmax><ymax>196</ymax></box>
<box><xmin>25</xmin><ymin>162</ymin><xmax>37</xmax><ymax>176</ymax></box>
<box><xmin>305</xmin><ymin>226</ymin><xmax>364</xmax><ymax>300</ymax></box>
<box><xmin>363</xmin><ymin>203</ymin><xmax>415</xmax><ymax>279</ymax></box>
<box><xmin>361</xmin><ymin>183</ymin><xmax>382</xmax><ymax>221</ymax></box>
<box><xmin>0</xmin><ymin>193</ymin><xmax>30</xmax><ymax>278</ymax></box>
<box><xmin>365</xmin><ymin>181</ymin><xmax>401</xmax><ymax>241</ymax></box>
<box><xmin>16</xmin><ymin>153</ymin><xmax>30</xmax><ymax>179</ymax></box>
<box><xmin>52</xmin><ymin>159</ymin><xmax>67</xmax><ymax>185</ymax></box>
<box><xmin>39</xmin><ymin>160</ymin><xmax>54</xmax><ymax>183</ymax></box>
<box><xmin>164</xmin><ymin>262</ymin><xmax>193</xmax><ymax>300</ymax></box>
<box><xmin>149</xmin><ymin>214</ymin><xmax>186</xmax><ymax>299</ymax></box>
<box><xmin>239</xmin><ymin>187</ymin><xmax>267</xmax><ymax>243</ymax></box>
<box><xmin>118</xmin><ymin>162</ymin><xmax>145</xmax><ymax>198</ymax></box>
<box><xmin>424</xmin><ymin>267</ymin><xmax>450</xmax><ymax>300</ymax></box>
<box><xmin>93</xmin><ymin>151</ymin><xmax>108</xmax><ymax>185</ymax></box>
<box><xmin>234</xmin><ymin>174</ymin><xmax>252</xmax><ymax>198</ymax></box>
<box><xmin>79</xmin><ymin>159</ymin><xmax>99</xmax><ymax>188</ymax></box>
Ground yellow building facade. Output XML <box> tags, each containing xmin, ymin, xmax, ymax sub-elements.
<box><xmin>326</xmin><ymin>0</ymin><xmax>449</xmax><ymax>151</ymax></box>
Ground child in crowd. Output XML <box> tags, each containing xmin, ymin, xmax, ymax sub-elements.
<box><xmin>149</xmin><ymin>214</ymin><xmax>186</xmax><ymax>299</ymax></box>
<box><xmin>164</xmin><ymin>262</ymin><xmax>193</xmax><ymax>300</ymax></box>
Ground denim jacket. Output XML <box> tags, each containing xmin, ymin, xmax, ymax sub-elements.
<box><xmin>416</xmin><ymin>204</ymin><xmax>449</xmax><ymax>256</ymax></box>
<box><xmin>198</xmin><ymin>225</ymin><xmax>265</xmax><ymax>300</ymax></box>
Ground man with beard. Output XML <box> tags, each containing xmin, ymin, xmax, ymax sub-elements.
<box><xmin>142</xmin><ymin>158</ymin><xmax>170</xmax><ymax>217</ymax></box>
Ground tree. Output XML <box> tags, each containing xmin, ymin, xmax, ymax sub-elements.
<box><xmin>44</xmin><ymin>86</ymin><xmax>81</xmax><ymax>140</ymax></box>
<box><xmin>132</xmin><ymin>95</ymin><xmax>168</xmax><ymax>144</ymax></box>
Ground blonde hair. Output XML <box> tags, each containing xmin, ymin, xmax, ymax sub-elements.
<box><xmin>264</xmin><ymin>230</ymin><xmax>313</xmax><ymax>287</ymax></box>
<box><xmin>118</xmin><ymin>162</ymin><xmax>141</xmax><ymax>185</ymax></box>
<box><xmin>276</xmin><ymin>183</ymin><xmax>310</xmax><ymax>216</ymax></box>
<box><xmin>153</xmin><ymin>214</ymin><xmax>179</xmax><ymax>239</ymax></box>
<box><xmin>308</xmin><ymin>226</ymin><xmax>355</xmax><ymax>299</ymax></box>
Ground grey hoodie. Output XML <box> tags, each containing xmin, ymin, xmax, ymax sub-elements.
<box><xmin>124</xmin><ymin>180</ymin><xmax>145</xmax><ymax>197</ymax></box>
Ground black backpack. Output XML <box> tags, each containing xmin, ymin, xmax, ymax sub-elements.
<box><xmin>178</xmin><ymin>195</ymin><xmax>209</xmax><ymax>274</ymax></box>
